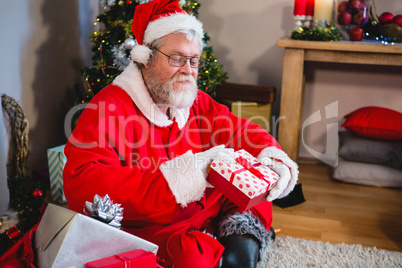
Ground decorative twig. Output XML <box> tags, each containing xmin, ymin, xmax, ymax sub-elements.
<box><xmin>1</xmin><ymin>94</ymin><xmax>29</xmax><ymax>180</ymax></box>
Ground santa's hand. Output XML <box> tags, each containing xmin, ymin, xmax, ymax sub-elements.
<box><xmin>266</xmin><ymin>161</ymin><xmax>291</xmax><ymax>201</ymax></box>
<box><xmin>194</xmin><ymin>145</ymin><xmax>234</xmax><ymax>177</ymax></box>
<box><xmin>194</xmin><ymin>145</ymin><xmax>234</xmax><ymax>160</ymax></box>
<box><xmin>257</xmin><ymin>147</ymin><xmax>299</xmax><ymax>202</ymax></box>
<box><xmin>159</xmin><ymin>145</ymin><xmax>234</xmax><ymax>207</ymax></box>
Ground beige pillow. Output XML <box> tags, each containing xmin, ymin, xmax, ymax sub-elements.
<box><xmin>332</xmin><ymin>157</ymin><xmax>402</xmax><ymax>188</ymax></box>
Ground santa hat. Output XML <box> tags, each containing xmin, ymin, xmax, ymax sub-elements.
<box><xmin>130</xmin><ymin>0</ymin><xmax>204</xmax><ymax>65</ymax></box>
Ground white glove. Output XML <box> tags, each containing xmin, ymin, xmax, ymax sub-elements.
<box><xmin>159</xmin><ymin>145</ymin><xmax>234</xmax><ymax>207</ymax></box>
<box><xmin>262</xmin><ymin>159</ymin><xmax>292</xmax><ymax>202</ymax></box>
<box><xmin>258</xmin><ymin>147</ymin><xmax>299</xmax><ymax>202</ymax></box>
<box><xmin>194</xmin><ymin>145</ymin><xmax>235</xmax><ymax>178</ymax></box>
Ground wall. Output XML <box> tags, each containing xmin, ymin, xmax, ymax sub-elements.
<box><xmin>199</xmin><ymin>0</ymin><xmax>402</xmax><ymax>163</ymax></box>
<box><xmin>0</xmin><ymin>0</ymin><xmax>98</xmax><ymax>214</ymax></box>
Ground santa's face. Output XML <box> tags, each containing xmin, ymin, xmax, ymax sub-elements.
<box><xmin>143</xmin><ymin>33</ymin><xmax>200</xmax><ymax>108</ymax></box>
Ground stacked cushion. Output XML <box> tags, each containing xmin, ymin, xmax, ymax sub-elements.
<box><xmin>338</xmin><ymin>131</ymin><xmax>402</xmax><ymax>170</ymax></box>
<box><xmin>333</xmin><ymin>159</ymin><xmax>402</xmax><ymax>188</ymax></box>
<box><xmin>341</xmin><ymin>106</ymin><xmax>402</xmax><ymax>141</ymax></box>
<box><xmin>333</xmin><ymin>107</ymin><xmax>402</xmax><ymax>187</ymax></box>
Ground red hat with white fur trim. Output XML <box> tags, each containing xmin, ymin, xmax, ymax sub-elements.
<box><xmin>131</xmin><ymin>0</ymin><xmax>204</xmax><ymax>65</ymax></box>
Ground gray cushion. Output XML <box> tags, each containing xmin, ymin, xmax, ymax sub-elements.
<box><xmin>338</xmin><ymin>131</ymin><xmax>402</xmax><ymax>170</ymax></box>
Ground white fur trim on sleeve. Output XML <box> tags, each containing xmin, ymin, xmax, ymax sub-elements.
<box><xmin>257</xmin><ymin>147</ymin><xmax>299</xmax><ymax>199</ymax></box>
<box><xmin>159</xmin><ymin>150</ymin><xmax>206</xmax><ymax>208</ymax></box>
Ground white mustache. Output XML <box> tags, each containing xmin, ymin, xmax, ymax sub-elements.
<box><xmin>171</xmin><ymin>74</ymin><xmax>196</xmax><ymax>84</ymax></box>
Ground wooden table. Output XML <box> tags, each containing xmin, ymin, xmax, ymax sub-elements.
<box><xmin>276</xmin><ymin>38</ymin><xmax>402</xmax><ymax>161</ymax></box>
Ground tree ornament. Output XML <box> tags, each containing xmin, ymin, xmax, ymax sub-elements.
<box><xmin>32</xmin><ymin>188</ymin><xmax>43</xmax><ymax>198</ymax></box>
<box><xmin>179</xmin><ymin>0</ymin><xmax>186</xmax><ymax>6</ymax></box>
<box><xmin>124</xmin><ymin>37</ymin><xmax>136</xmax><ymax>49</ymax></box>
<box><xmin>118</xmin><ymin>0</ymin><xmax>124</xmax><ymax>6</ymax></box>
<box><xmin>99</xmin><ymin>0</ymin><xmax>116</xmax><ymax>8</ymax></box>
<box><xmin>111</xmin><ymin>44</ymin><xmax>131</xmax><ymax>70</ymax></box>
<box><xmin>6</xmin><ymin>226</ymin><xmax>22</xmax><ymax>241</ymax></box>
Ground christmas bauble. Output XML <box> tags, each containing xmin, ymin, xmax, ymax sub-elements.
<box><xmin>32</xmin><ymin>188</ymin><xmax>43</xmax><ymax>198</ymax></box>
<box><xmin>179</xmin><ymin>0</ymin><xmax>186</xmax><ymax>5</ymax></box>
<box><xmin>124</xmin><ymin>38</ymin><xmax>136</xmax><ymax>50</ymax></box>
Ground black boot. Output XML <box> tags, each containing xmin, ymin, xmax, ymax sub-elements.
<box><xmin>269</xmin><ymin>226</ymin><xmax>276</xmax><ymax>242</ymax></box>
<box><xmin>219</xmin><ymin>234</ymin><xmax>261</xmax><ymax>268</ymax></box>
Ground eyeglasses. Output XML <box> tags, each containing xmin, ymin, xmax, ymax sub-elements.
<box><xmin>153</xmin><ymin>47</ymin><xmax>205</xmax><ymax>68</ymax></box>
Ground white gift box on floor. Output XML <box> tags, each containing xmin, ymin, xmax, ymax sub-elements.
<box><xmin>35</xmin><ymin>204</ymin><xmax>158</xmax><ymax>268</ymax></box>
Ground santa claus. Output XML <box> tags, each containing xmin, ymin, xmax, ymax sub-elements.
<box><xmin>63</xmin><ymin>0</ymin><xmax>298</xmax><ymax>267</ymax></box>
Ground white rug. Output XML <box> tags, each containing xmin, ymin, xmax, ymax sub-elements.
<box><xmin>258</xmin><ymin>236</ymin><xmax>402</xmax><ymax>268</ymax></box>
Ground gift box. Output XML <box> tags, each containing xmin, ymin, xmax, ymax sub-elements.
<box><xmin>207</xmin><ymin>149</ymin><xmax>279</xmax><ymax>210</ymax></box>
<box><xmin>47</xmin><ymin>145</ymin><xmax>67</xmax><ymax>204</ymax></box>
<box><xmin>85</xmin><ymin>249</ymin><xmax>156</xmax><ymax>268</ymax></box>
<box><xmin>35</xmin><ymin>204</ymin><xmax>158</xmax><ymax>268</ymax></box>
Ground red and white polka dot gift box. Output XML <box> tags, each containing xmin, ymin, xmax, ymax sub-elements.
<box><xmin>207</xmin><ymin>149</ymin><xmax>279</xmax><ymax>210</ymax></box>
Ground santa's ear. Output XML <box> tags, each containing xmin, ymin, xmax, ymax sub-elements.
<box><xmin>143</xmin><ymin>62</ymin><xmax>150</xmax><ymax>70</ymax></box>
<box><xmin>144</xmin><ymin>45</ymin><xmax>155</xmax><ymax>70</ymax></box>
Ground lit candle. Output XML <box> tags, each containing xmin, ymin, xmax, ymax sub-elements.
<box><xmin>314</xmin><ymin>0</ymin><xmax>333</xmax><ymax>22</ymax></box>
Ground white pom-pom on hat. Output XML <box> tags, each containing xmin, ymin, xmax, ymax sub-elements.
<box><xmin>130</xmin><ymin>45</ymin><xmax>152</xmax><ymax>65</ymax></box>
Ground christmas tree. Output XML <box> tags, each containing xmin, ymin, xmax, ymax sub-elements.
<box><xmin>74</xmin><ymin>0</ymin><xmax>227</xmax><ymax>106</ymax></box>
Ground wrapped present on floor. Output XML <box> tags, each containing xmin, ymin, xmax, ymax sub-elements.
<box><xmin>47</xmin><ymin>145</ymin><xmax>67</xmax><ymax>204</ymax></box>
<box><xmin>85</xmin><ymin>249</ymin><xmax>156</xmax><ymax>268</ymax></box>
<box><xmin>35</xmin><ymin>204</ymin><xmax>158</xmax><ymax>268</ymax></box>
<box><xmin>207</xmin><ymin>149</ymin><xmax>279</xmax><ymax>210</ymax></box>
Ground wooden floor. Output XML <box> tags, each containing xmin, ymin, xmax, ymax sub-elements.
<box><xmin>272</xmin><ymin>163</ymin><xmax>402</xmax><ymax>252</ymax></box>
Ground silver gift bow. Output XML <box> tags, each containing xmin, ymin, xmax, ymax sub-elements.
<box><xmin>84</xmin><ymin>194</ymin><xmax>124</xmax><ymax>229</ymax></box>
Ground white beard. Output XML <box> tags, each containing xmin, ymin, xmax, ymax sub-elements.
<box><xmin>168</xmin><ymin>74</ymin><xmax>198</xmax><ymax>108</ymax></box>
<box><xmin>147</xmin><ymin>72</ymin><xmax>198</xmax><ymax>109</ymax></box>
